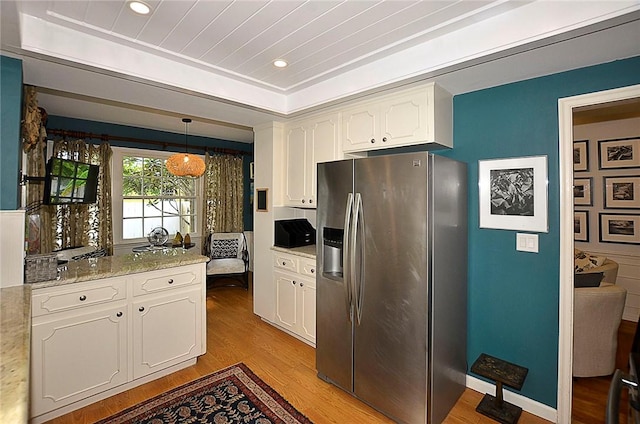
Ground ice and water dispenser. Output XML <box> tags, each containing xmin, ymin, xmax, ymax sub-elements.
<box><xmin>322</xmin><ymin>227</ymin><xmax>344</xmax><ymax>280</ymax></box>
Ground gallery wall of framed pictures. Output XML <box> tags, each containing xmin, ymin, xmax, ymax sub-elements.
<box><xmin>573</xmin><ymin>118</ymin><xmax>640</xmax><ymax>247</ymax></box>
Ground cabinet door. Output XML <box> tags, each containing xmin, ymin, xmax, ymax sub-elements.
<box><xmin>307</xmin><ymin>113</ymin><xmax>340</xmax><ymax>206</ymax></box>
<box><xmin>380</xmin><ymin>90</ymin><xmax>428</xmax><ymax>147</ymax></box>
<box><xmin>342</xmin><ymin>105</ymin><xmax>378</xmax><ymax>152</ymax></box>
<box><xmin>274</xmin><ymin>271</ymin><xmax>297</xmax><ymax>332</ymax></box>
<box><xmin>283</xmin><ymin>124</ymin><xmax>307</xmax><ymax>206</ymax></box>
<box><xmin>298</xmin><ymin>277</ymin><xmax>316</xmax><ymax>343</ymax></box>
<box><xmin>132</xmin><ymin>287</ymin><xmax>202</xmax><ymax>379</ymax></box>
<box><xmin>31</xmin><ymin>304</ymin><xmax>128</xmax><ymax>417</ymax></box>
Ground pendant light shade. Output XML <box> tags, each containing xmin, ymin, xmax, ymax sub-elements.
<box><xmin>166</xmin><ymin>118</ymin><xmax>205</xmax><ymax>178</ymax></box>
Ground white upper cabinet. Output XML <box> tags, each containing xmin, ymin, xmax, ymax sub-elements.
<box><xmin>342</xmin><ymin>82</ymin><xmax>452</xmax><ymax>153</ymax></box>
<box><xmin>283</xmin><ymin>112</ymin><xmax>341</xmax><ymax>208</ymax></box>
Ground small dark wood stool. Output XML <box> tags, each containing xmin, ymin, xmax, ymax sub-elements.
<box><xmin>471</xmin><ymin>353</ymin><xmax>529</xmax><ymax>424</ymax></box>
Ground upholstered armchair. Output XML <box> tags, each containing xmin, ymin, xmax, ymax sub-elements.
<box><xmin>573</xmin><ymin>284</ymin><xmax>627</xmax><ymax>377</ymax></box>
<box><xmin>205</xmin><ymin>232</ymin><xmax>249</xmax><ymax>289</ymax></box>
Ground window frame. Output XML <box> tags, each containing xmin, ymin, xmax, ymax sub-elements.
<box><xmin>111</xmin><ymin>147</ymin><xmax>204</xmax><ymax>245</ymax></box>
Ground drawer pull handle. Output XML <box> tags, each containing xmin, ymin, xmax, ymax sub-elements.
<box><xmin>79</xmin><ymin>295</ymin><xmax>87</xmax><ymax>301</ymax></box>
<box><xmin>292</xmin><ymin>281</ymin><xmax>296</xmax><ymax>285</ymax></box>
<box><xmin>300</xmin><ymin>282</ymin><xmax>304</xmax><ymax>287</ymax></box>
<box><xmin>310</xmin><ymin>269</ymin><xmax>315</xmax><ymax>273</ymax></box>
<box><xmin>116</xmin><ymin>312</ymin><xmax>123</xmax><ymax>318</ymax></box>
<box><xmin>382</xmin><ymin>137</ymin><xmax>387</xmax><ymax>142</ymax></box>
<box><xmin>139</xmin><ymin>306</ymin><xmax>145</xmax><ymax>312</ymax></box>
<box><xmin>370</xmin><ymin>138</ymin><xmax>375</xmax><ymax>143</ymax></box>
<box><xmin>168</xmin><ymin>279</ymin><xmax>174</xmax><ymax>284</ymax></box>
<box><xmin>282</xmin><ymin>262</ymin><xmax>286</xmax><ymax>266</ymax></box>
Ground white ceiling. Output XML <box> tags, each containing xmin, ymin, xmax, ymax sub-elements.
<box><xmin>2</xmin><ymin>1</ymin><xmax>640</xmax><ymax>143</ymax></box>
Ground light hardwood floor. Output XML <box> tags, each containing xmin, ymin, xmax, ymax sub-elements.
<box><xmin>47</xmin><ymin>279</ymin><xmax>552</xmax><ymax>424</ymax></box>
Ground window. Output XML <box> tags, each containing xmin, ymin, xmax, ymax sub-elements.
<box><xmin>112</xmin><ymin>148</ymin><xmax>201</xmax><ymax>244</ymax></box>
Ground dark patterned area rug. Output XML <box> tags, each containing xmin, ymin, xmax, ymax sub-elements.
<box><xmin>95</xmin><ymin>363</ymin><xmax>313</xmax><ymax>424</ymax></box>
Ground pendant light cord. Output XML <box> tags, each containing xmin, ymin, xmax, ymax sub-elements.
<box><xmin>182</xmin><ymin>118</ymin><xmax>192</xmax><ymax>154</ymax></box>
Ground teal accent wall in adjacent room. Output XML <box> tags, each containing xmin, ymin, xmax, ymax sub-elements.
<box><xmin>0</xmin><ymin>56</ymin><xmax>23</xmax><ymax>210</ymax></box>
<box><xmin>46</xmin><ymin>116</ymin><xmax>255</xmax><ymax>231</ymax></box>
<box><xmin>439</xmin><ymin>56</ymin><xmax>640</xmax><ymax>407</ymax></box>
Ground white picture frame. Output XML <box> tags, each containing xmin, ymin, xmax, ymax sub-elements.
<box><xmin>599</xmin><ymin>213</ymin><xmax>640</xmax><ymax>244</ymax></box>
<box><xmin>479</xmin><ymin>155</ymin><xmax>548</xmax><ymax>232</ymax></box>
<box><xmin>604</xmin><ymin>175</ymin><xmax>640</xmax><ymax>209</ymax></box>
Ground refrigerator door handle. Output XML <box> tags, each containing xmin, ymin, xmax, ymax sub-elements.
<box><xmin>343</xmin><ymin>193</ymin><xmax>354</xmax><ymax>322</ymax></box>
<box><xmin>353</xmin><ymin>192</ymin><xmax>365</xmax><ymax>326</ymax></box>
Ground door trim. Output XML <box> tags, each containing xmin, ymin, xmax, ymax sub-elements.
<box><xmin>557</xmin><ymin>83</ymin><xmax>640</xmax><ymax>423</ymax></box>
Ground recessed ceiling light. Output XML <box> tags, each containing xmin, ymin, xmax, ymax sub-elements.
<box><xmin>129</xmin><ymin>1</ymin><xmax>151</xmax><ymax>15</ymax></box>
<box><xmin>273</xmin><ymin>59</ymin><xmax>288</xmax><ymax>68</ymax></box>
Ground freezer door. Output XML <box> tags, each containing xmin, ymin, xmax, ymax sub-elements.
<box><xmin>353</xmin><ymin>153</ymin><xmax>429</xmax><ymax>424</ymax></box>
<box><xmin>316</xmin><ymin>159</ymin><xmax>355</xmax><ymax>392</ymax></box>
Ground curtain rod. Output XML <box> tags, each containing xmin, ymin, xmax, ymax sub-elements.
<box><xmin>46</xmin><ymin>128</ymin><xmax>253</xmax><ymax>157</ymax></box>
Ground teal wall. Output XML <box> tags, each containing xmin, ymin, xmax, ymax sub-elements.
<box><xmin>0</xmin><ymin>56</ymin><xmax>23</xmax><ymax>210</ymax></box>
<box><xmin>46</xmin><ymin>116</ymin><xmax>254</xmax><ymax>231</ymax></box>
<box><xmin>439</xmin><ymin>56</ymin><xmax>640</xmax><ymax>407</ymax></box>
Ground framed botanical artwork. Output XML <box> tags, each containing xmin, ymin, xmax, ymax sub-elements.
<box><xmin>573</xmin><ymin>177</ymin><xmax>593</xmax><ymax>206</ymax></box>
<box><xmin>604</xmin><ymin>176</ymin><xmax>640</xmax><ymax>209</ymax></box>
<box><xmin>573</xmin><ymin>140</ymin><xmax>589</xmax><ymax>172</ymax></box>
<box><xmin>598</xmin><ymin>137</ymin><xmax>640</xmax><ymax>169</ymax></box>
<box><xmin>478</xmin><ymin>155</ymin><xmax>548</xmax><ymax>232</ymax></box>
<box><xmin>574</xmin><ymin>210</ymin><xmax>589</xmax><ymax>242</ymax></box>
<box><xmin>599</xmin><ymin>213</ymin><xmax>640</xmax><ymax>244</ymax></box>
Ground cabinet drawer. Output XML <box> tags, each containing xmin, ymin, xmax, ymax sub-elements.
<box><xmin>300</xmin><ymin>258</ymin><xmax>316</xmax><ymax>278</ymax></box>
<box><xmin>132</xmin><ymin>266</ymin><xmax>201</xmax><ymax>296</ymax></box>
<box><xmin>273</xmin><ymin>254</ymin><xmax>298</xmax><ymax>272</ymax></box>
<box><xmin>32</xmin><ymin>277</ymin><xmax>127</xmax><ymax>317</ymax></box>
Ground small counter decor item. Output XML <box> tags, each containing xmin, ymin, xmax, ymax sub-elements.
<box><xmin>147</xmin><ymin>227</ymin><xmax>169</xmax><ymax>247</ymax></box>
<box><xmin>479</xmin><ymin>155</ymin><xmax>548</xmax><ymax>232</ymax></box>
<box><xmin>24</xmin><ymin>253</ymin><xmax>58</xmax><ymax>283</ymax></box>
<box><xmin>471</xmin><ymin>353</ymin><xmax>528</xmax><ymax>424</ymax></box>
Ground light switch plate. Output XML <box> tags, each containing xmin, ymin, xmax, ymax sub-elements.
<box><xmin>516</xmin><ymin>233</ymin><xmax>539</xmax><ymax>253</ymax></box>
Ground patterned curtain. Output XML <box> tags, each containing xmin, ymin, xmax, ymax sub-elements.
<box><xmin>41</xmin><ymin>139</ymin><xmax>114</xmax><ymax>254</ymax></box>
<box><xmin>201</xmin><ymin>153</ymin><xmax>244</xmax><ymax>252</ymax></box>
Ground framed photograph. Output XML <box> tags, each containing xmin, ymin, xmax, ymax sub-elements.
<box><xmin>573</xmin><ymin>177</ymin><xmax>593</xmax><ymax>206</ymax></box>
<box><xmin>573</xmin><ymin>140</ymin><xmax>589</xmax><ymax>172</ymax></box>
<box><xmin>604</xmin><ymin>176</ymin><xmax>640</xmax><ymax>209</ymax></box>
<box><xmin>574</xmin><ymin>210</ymin><xmax>589</xmax><ymax>242</ymax></box>
<box><xmin>479</xmin><ymin>155</ymin><xmax>548</xmax><ymax>232</ymax></box>
<box><xmin>598</xmin><ymin>137</ymin><xmax>640</xmax><ymax>169</ymax></box>
<box><xmin>599</xmin><ymin>213</ymin><xmax>640</xmax><ymax>244</ymax></box>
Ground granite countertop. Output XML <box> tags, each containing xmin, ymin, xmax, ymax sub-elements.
<box><xmin>271</xmin><ymin>244</ymin><xmax>316</xmax><ymax>260</ymax></box>
<box><xmin>31</xmin><ymin>248</ymin><xmax>209</xmax><ymax>289</ymax></box>
<box><xmin>0</xmin><ymin>285</ymin><xmax>31</xmax><ymax>424</ymax></box>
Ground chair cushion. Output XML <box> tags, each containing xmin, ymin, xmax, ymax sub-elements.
<box><xmin>210</xmin><ymin>239</ymin><xmax>239</xmax><ymax>259</ymax></box>
<box><xmin>207</xmin><ymin>258</ymin><xmax>245</xmax><ymax>275</ymax></box>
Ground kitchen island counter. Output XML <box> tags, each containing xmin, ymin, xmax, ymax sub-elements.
<box><xmin>31</xmin><ymin>248</ymin><xmax>208</xmax><ymax>289</ymax></box>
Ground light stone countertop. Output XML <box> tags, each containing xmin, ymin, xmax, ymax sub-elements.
<box><xmin>31</xmin><ymin>248</ymin><xmax>209</xmax><ymax>289</ymax></box>
<box><xmin>0</xmin><ymin>284</ymin><xmax>32</xmax><ymax>424</ymax></box>
<box><xmin>271</xmin><ymin>244</ymin><xmax>316</xmax><ymax>260</ymax></box>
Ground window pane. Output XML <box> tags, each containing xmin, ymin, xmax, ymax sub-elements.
<box><xmin>144</xmin><ymin>218</ymin><xmax>163</xmax><ymax>237</ymax></box>
<box><xmin>123</xmin><ymin>218</ymin><xmax>143</xmax><ymax>239</ymax></box>
<box><xmin>164</xmin><ymin>216</ymin><xmax>180</xmax><ymax>235</ymax></box>
<box><xmin>143</xmin><ymin>177</ymin><xmax>162</xmax><ymax>196</ymax></box>
<box><xmin>123</xmin><ymin>157</ymin><xmax>143</xmax><ymax>176</ymax></box>
<box><xmin>180</xmin><ymin>215</ymin><xmax>195</xmax><ymax>234</ymax></box>
<box><xmin>123</xmin><ymin>199</ymin><xmax>143</xmax><ymax>218</ymax></box>
<box><xmin>144</xmin><ymin>199</ymin><xmax>162</xmax><ymax>217</ymax></box>
<box><xmin>144</xmin><ymin>158</ymin><xmax>163</xmax><ymax>178</ymax></box>
<box><xmin>122</xmin><ymin>176</ymin><xmax>142</xmax><ymax>196</ymax></box>
<box><xmin>163</xmin><ymin>199</ymin><xmax>180</xmax><ymax>216</ymax></box>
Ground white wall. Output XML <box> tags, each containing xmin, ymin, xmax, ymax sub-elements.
<box><xmin>574</xmin><ymin>117</ymin><xmax>640</xmax><ymax>321</ymax></box>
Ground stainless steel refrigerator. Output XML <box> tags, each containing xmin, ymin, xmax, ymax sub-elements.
<box><xmin>316</xmin><ymin>152</ymin><xmax>467</xmax><ymax>424</ymax></box>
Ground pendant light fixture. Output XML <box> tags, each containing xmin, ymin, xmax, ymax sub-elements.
<box><xmin>166</xmin><ymin>118</ymin><xmax>205</xmax><ymax>178</ymax></box>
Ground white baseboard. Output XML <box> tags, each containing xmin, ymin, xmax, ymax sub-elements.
<box><xmin>466</xmin><ymin>375</ymin><xmax>558</xmax><ymax>423</ymax></box>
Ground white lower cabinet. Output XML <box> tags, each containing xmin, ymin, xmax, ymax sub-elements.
<box><xmin>273</xmin><ymin>252</ymin><xmax>316</xmax><ymax>345</ymax></box>
<box><xmin>30</xmin><ymin>302</ymin><xmax>128</xmax><ymax>417</ymax></box>
<box><xmin>132</xmin><ymin>287</ymin><xmax>202</xmax><ymax>379</ymax></box>
<box><xmin>30</xmin><ymin>262</ymin><xmax>206</xmax><ymax>422</ymax></box>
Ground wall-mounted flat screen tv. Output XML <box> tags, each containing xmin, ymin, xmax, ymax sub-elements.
<box><xmin>43</xmin><ymin>158</ymin><xmax>99</xmax><ymax>205</ymax></box>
